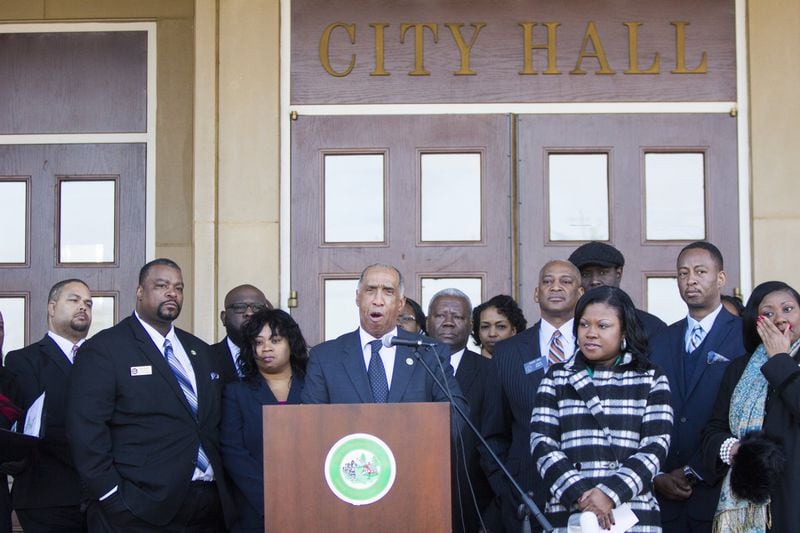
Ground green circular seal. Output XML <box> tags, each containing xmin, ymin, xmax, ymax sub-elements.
<box><xmin>324</xmin><ymin>433</ymin><xmax>396</xmax><ymax>506</ymax></box>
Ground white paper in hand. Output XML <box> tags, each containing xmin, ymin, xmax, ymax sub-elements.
<box><xmin>567</xmin><ymin>503</ymin><xmax>639</xmax><ymax>532</ymax></box>
<box><xmin>23</xmin><ymin>391</ymin><xmax>45</xmax><ymax>438</ymax></box>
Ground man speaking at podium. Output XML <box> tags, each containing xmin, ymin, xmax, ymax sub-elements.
<box><xmin>301</xmin><ymin>264</ymin><xmax>467</xmax><ymax>420</ymax></box>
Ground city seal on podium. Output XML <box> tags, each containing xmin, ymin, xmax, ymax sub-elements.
<box><xmin>324</xmin><ymin>432</ymin><xmax>397</xmax><ymax>506</ymax></box>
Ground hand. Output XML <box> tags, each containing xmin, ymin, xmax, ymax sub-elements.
<box><xmin>578</xmin><ymin>488</ymin><xmax>615</xmax><ymax>530</ymax></box>
<box><xmin>653</xmin><ymin>469</ymin><xmax>693</xmax><ymax>501</ymax></box>
<box><xmin>729</xmin><ymin>442</ymin><xmax>741</xmax><ymax>463</ymax></box>
<box><xmin>756</xmin><ymin>315</ymin><xmax>792</xmax><ymax>357</ymax></box>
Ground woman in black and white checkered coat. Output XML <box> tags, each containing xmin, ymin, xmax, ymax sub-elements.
<box><xmin>531</xmin><ymin>286</ymin><xmax>673</xmax><ymax>531</ymax></box>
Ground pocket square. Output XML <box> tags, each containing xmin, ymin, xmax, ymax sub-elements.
<box><xmin>210</xmin><ymin>372</ymin><xmax>220</xmax><ymax>381</ymax></box>
<box><xmin>707</xmin><ymin>351</ymin><xmax>730</xmax><ymax>364</ymax></box>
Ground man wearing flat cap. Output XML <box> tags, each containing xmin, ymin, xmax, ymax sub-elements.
<box><xmin>569</xmin><ymin>241</ymin><xmax>667</xmax><ymax>338</ymax></box>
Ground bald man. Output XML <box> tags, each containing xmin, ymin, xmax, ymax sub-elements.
<box><xmin>211</xmin><ymin>285</ymin><xmax>272</xmax><ymax>383</ymax></box>
<box><xmin>481</xmin><ymin>260</ymin><xmax>584</xmax><ymax>532</ymax></box>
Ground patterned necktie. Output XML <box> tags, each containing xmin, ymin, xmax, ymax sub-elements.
<box><xmin>548</xmin><ymin>330</ymin><xmax>565</xmax><ymax>365</ymax></box>
<box><xmin>69</xmin><ymin>344</ymin><xmax>79</xmax><ymax>364</ymax></box>
<box><xmin>687</xmin><ymin>324</ymin><xmax>705</xmax><ymax>353</ymax></box>
<box><xmin>164</xmin><ymin>339</ymin><xmax>210</xmax><ymax>472</ymax></box>
<box><xmin>367</xmin><ymin>339</ymin><xmax>389</xmax><ymax>403</ymax></box>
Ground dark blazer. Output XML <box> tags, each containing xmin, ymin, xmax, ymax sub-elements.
<box><xmin>5</xmin><ymin>335</ymin><xmax>82</xmax><ymax>510</ymax></box>
<box><xmin>649</xmin><ymin>307</ymin><xmax>745</xmax><ymax>524</ymax></box>
<box><xmin>220</xmin><ymin>375</ymin><xmax>304</xmax><ymax>533</ymax></box>
<box><xmin>65</xmin><ymin>314</ymin><xmax>235</xmax><ymax>528</ymax></box>
<box><xmin>636</xmin><ymin>307</ymin><xmax>668</xmax><ymax>340</ymax></box>
<box><xmin>481</xmin><ymin>322</ymin><xmax>549</xmax><ymax>532</ymax></box>
<box><xmin>301</xmin><ymin>328</ymin><xmax>467</xmax><ymax>407</ymax></box>
<box><xmin>452</xmin><ymin>349</ymin><xmax>493</xmax><ymax>533</ymax></box>
<box><xmin>211</xmin><ymin>337</ymin><xmax>240</xmax><ymax>384</ymax></box>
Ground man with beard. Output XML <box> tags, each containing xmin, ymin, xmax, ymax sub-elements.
<box><xmin>5</xmin><ymin>279</ymin><xmax>93</xmax><ymax>532</ymax></box>
<box><xmin>212</xmin><ymin>284</ymin><xmax>272</xmax><ymax>383</ymax></box>
<box><xmin>66</xmin><ymin>259</ymin><xmax>234</xmax><ymax>532</ymax></box>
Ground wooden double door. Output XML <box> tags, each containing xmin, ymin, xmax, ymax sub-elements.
<box><xmin>291</xmin><ymin>113</ymin><xmax>739</xmax><ymax>344</ymax></box>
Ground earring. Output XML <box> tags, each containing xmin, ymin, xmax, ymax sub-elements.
<box><xmin>620</xmin><ymin>338</ymin><xmax>627</xmax><ymax>351</ymax></box>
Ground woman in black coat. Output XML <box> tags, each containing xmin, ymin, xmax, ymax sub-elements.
<box><xmin>702</xmin><ymin>281</ymin><xmax>800</xmax><ymax>533</ymax></box>
<box><xmin>220</xmin><ymin>308</ymin><xmax>308</xmax><ymax>533</ymax></box>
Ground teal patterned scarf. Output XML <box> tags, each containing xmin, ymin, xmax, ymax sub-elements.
<box><xmin>713</xmin><ymin>339</ymin><xmax>800</xmax><ymax>533</ymax></box>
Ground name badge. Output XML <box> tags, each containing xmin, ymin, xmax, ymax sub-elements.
<box><xmin>523</xmin><ymin>357</ymin><xmax>547</xmax><ymax>375</ymax></box>
<box><xmin>130</xmin><ymin>365</ymin><xmax>152</xmax><ymax>376</ymax></box>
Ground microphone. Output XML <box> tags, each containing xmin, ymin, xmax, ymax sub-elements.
<box><xmin>381</xmin><ymin>333</ymin><xmax>437</xmax><ymax>348</ymax></box>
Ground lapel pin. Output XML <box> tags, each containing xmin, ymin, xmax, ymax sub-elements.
<box><xmin>406</xmin><ymin>357</ymin><xmax>414</xmax><ymax>366</ymax></box>
<box><xmin>190</xmin><ymin>350</ymin><xmax>196</xmax><ymax>355</ymax></box>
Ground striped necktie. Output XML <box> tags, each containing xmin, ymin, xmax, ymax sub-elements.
<box><xmin>367</xmin><ymin>339</ymin><xmax>389</xmax><ymax>403</ymax></box>
<box><xmin>69</xmin><ymin>344</ymin><xmax>79</xmax><ymax>364</ymax></box>
<box><xmin>548</xmin><ymin>330</ymin><xmax>565</xmax><ymax>365</ymax></box>
<box><xmin>164</xmin><ymin>339</ymin><xmax>210</xmax><ymax>472</ymax></box>
<box><xmin>687</xmin><ymin>324</ymin><xmax>705</xmax><ymax>353</ymax></box>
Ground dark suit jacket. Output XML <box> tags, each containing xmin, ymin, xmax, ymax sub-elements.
<box><xmin>452</xmin><ymin>349</ymin><xmax>493</xmax><ymax>533</ymax></box>
<box><xmin>636</xmin><ymin>307</ymin><xmax>667</xmax><ymax>340</ymax></box>
<box><xmin>5</xmin><ymin>335</ymin><xmax>82</xmax><ymax>510</ymax></box>
<box><xmin>211</xmin><ymin>337</ymin><xmax>240</xmax><ymax>384</ymax></box>
<box><xmin>649</xmin><ymin>307</ymin><xmax>745</xmax><ymax>523</ymax></box>
<box><xmin>481</xmin><ymin>322</ymin><xmax>548</xmax><ymax>531</ymax></box>
<box><xmin>220</xmin><ymin>375</ymin><xmax>304</xmax><ymax>532</ymax></box>
<box><xmin>301</xmin><ymin>328</ymin><xmax>468</xmax><ymax>429</ymax></box>
<box><xmin>65</xmin><ymin>314</ymin><xmax>235</xmax><ymax>528</ymax></box>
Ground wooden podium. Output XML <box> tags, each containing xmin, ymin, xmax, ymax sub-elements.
<box><xmin>263</xmin><ymin>402</ymin><xmax>452</xmax><ymax>532</ymax></box>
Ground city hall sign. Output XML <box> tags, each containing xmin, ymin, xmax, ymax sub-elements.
<box><xmin>291</xmin><ymin>0</ymin><xmax>735</xmax><ymax>104</ymax></box>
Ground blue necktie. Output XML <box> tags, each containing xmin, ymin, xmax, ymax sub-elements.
<box><xmin>164</xmin><ymin>339</ymin><xmax>210</xmax><ymax>472</ymax></box>
<box><xmin>687</xmin><ymin>324</ymin><xmax>705</xmax><ymax>353</ymax></box>
<box><xmin>367</xmin><ymin>339</ymin><xmax>389</xmax><ymax>403</ymax></box>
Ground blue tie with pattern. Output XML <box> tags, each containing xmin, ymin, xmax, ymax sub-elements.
<box><xmin>687</xmin><ymin>324</ymin><xmax>705</xmax><ymax>353</ymax></box>
<box><xmin>164</xmin><ymin>339</ymin><xmax>210</xmax><ymax>472</ymax></box>
<box><xmin>368</xmin><ymin>339</ymin><xmax>389</xmax><ymax>403</ymax></box>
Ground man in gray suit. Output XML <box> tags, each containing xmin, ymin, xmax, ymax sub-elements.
<box><xmin>301</xmin><ymin>264</ymin><xmax>466</xmax><ymax>414</ymax></box>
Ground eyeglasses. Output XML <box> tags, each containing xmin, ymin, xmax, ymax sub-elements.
<box><xmin>226</xmin><ymin>303</ymin><xmax>268</xmax><ymax>315</ymax></box>
<box><xmin>397</xmin><ymin>315</ymin><xmax>417</xmax><ymax>324</ymax></box>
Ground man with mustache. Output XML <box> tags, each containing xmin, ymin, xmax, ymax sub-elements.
<box><xmin>481</xmin><ymin>260</ymin><xmax>584</xmax><ymax>532</ymax></box>
<box><xmin>649</xmin><ymin>242</ymin><xmax>744</xmax><ymax>533</ymax></box>
<box><xmin>66</xmin><ymin>259</ymin><xmax>234</xmax><ymax>532</ymax></box>
<box><xmin>5</xmin><ymin>279</ymin><xmax>93</xmax><ymax>532</ymax></box>
<box><xmin>302</xmin><ymin>263</ymin><xmax>466</xmax><ymax>413</ymax></box>
<box><xmin>212</xmin><ymin>284</ymin><xmax>272</xmax><ymax>383</ymax></box>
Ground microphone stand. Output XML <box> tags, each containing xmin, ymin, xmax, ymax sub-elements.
<box><xmin>412</xmin><ymin>347</ymin><xmax>553</xmax><ymax>533</ymax></box>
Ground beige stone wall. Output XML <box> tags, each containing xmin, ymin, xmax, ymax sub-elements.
<box><xmin>749</xmin><ymin>0</ymin><xmax>800</xmax><ymax>289</ymax></box>
<box><xmin>194</xmin><ymin>0</ymin><xmax>281</xmax><ymax>342</ymax></box>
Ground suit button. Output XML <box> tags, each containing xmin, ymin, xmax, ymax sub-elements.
<box><xmin>680</xmin><ymin>417</ymin><xmax>687</xmax><ymax>423</ymax></box>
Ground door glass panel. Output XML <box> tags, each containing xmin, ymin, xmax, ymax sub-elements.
<box><xmin>646</xmin><ymin>277</ymin><xmax>687</xmax><ymax>325</ymax></box>
<box><xmin>0</xmin><ymin>180</ymin><xmax>27</xmax><ymax>263</ymax></box>
<box><xmin>645</xmin><ymin>153</ymin><xmax>705</xmax><ymax>240</ymax></box>
<box><xmin>421</xmin><ymin>153</ymin><xmax>481</xmax><ymax>241</ymax></box>
<box><xmin>0</xmin><ymin>296</ymin><xmax>26</xmax><ymax>357</ymax></box>
<box><xmin>324</xmin><ymin>278</ymin><xmax>359</xmax><ymax>341</ymax></box>
<box><xmin>548</xmin><ymin>154</ymin><xmax>609</xmax><ymax>241</ymax></box>
<box><xmin>324</xmin><ymin>154</ymin><xmax>384</xmax><ymax>243</ymax></box>
<box><xmin>88</xmin><ymin>295</ymin><xmax>115</xmax><ymax>339</ymax></box>
<box><xmin>420</xmin><ymin>276</ymin><xmax>483</xmax><ymax>352</ymax></box>
<box><xmin>59</xmin><ymin>179</ymin><xmax>116</xmax><ymax>263</ymax></box>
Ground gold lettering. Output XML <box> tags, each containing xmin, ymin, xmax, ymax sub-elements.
<box><xmin>571</xmin><ymin>21</ymin><xmax>615</xmax><ymax>75</ymax></box>
<box><xmin>319</xmin><ymin>22</ymin><xmax>356</xmax><ymax>77</ymax></box>
<box><xmin>370</xmin><ymin>23</ymin><xmax>390</xmax><ymax>76</ymax></box>
<box><xmin>445</xmin><ymin>22</ymin><xmax>486</xmax><ymax>76</ymax></box>
<box><xmin>400</xmin><ymin>23</ymin><xmax>439</xmax><ymax>76</ymax></box>
<box><xmin>623</xmin><ymin>22</ymin><xmax>660</xmax><ymax>74</ymax></box>
<box><xmin>671</xmin><ymin>21</ymin><xmax>708</xmax><ymax>74</ymax></box>
<box><xmin>519</xmin><ymin>22</ymin><xmax>561</xmax><ymax>75</ymax></box>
